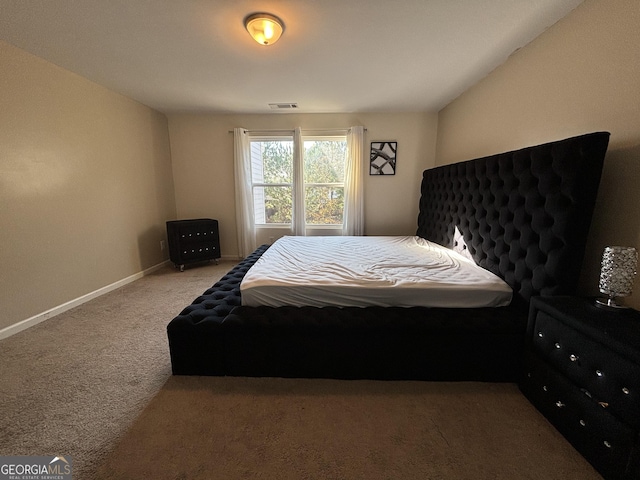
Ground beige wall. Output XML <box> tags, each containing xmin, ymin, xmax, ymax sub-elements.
<box><xmin>168</xmin><ymin>112</ymin><xmax>438</xmax><ymax>257</ymax></box>
<box><xmin>435</xmin><ymin>0</ymin><xmax>640</xmax><ymax>308</ymax></box>
<box><xmin>0</xmin><ymin>41</ymin><xmax>176</xmax><ymax>332</ymax></box>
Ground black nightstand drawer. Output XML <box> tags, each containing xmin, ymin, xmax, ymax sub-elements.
<box><xmin>178</xmin><ymin>242</ymin><xmax>219</xmax><ymax>261</ymax></box>
<box><xmin>177</xmin><ymin>225</ymin><xmax>218</xmax><ymax>245</ymax></box>
<box><xmin>532</xmin><ymin>311</ymin><xmax>640</xmax><ymax>428</ymax></box>
<box><xmin>522</xmin><ymin>351</ymin><xmax>638</xmax><ymax>480</ymax></box>
<box><xmin>521</xmin><ymin>296</ymin><xmax>640</xmax><ymax>480</ymax></box>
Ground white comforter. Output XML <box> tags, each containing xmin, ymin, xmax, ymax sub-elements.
<box><xmin>240</xmin><ymin>236</ymin><xmax>512</xmax><ymax>308</ymax></box>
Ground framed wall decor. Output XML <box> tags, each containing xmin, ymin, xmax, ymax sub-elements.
<box><xmin>370</xmin><ymin>141</ymin><xmax>397</xmax><ymax>175</ymax></box>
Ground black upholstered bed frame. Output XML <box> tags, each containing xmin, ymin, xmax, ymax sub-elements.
<box><xmin>167</xmin><ymin>132</ymin><xmax>610</xmax><ymax>381</ymax></box>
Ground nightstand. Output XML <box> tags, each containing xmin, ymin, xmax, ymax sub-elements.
<box><xmin>520</xmin><ymin>296</ymin><xmax>640</xmax><ymax>480</ymax></box>
<box><xmin>166</xmin><ymin>219</ymin><xmax>221</xmax><ymax>271</ymax></box>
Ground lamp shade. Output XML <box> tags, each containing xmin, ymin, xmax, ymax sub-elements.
<box><xmin>598</xmin><ymin>246</ymin><xmax>637</xmax><ymax>306</ymax></box>
<box><xmin>244</xmin><ymin>13</ymin><xmax>284</xmax><ymax>46</ymax></box>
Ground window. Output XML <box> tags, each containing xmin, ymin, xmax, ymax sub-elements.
<box><xmin>303</xmin><ymin>138</ymin><xmax>346</xmax><ymax>225</ymax></box>
<box><xmin>234</xmin><ymin>126</ymin><xmax>363</xmax><ymax>257</ymax></box>
<box><xmin>251</xmin><ymin>137</ymin><xmax>294</xmax><ymax>225</ymax></box>
<box><xmin>250</xmin><ymin>134</ymin><xmax>347</xmax><ymax>228</ymax></box>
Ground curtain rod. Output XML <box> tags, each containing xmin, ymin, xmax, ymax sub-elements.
<box><xmin>228</xmin><ymin>127</ymin><xmax>367</xmax><ymax>133</ymax></box>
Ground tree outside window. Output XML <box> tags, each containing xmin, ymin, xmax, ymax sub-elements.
<box><xmin>251</xmin><ymin>136</ymin><xmax>347</xmax><ymax>227</ymax></box>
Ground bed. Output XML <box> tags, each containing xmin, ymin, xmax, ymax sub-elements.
<box><xmin>167</xmin><ymin>131</ymin><xmax>610</xmax><ymax>381</ymax></box>
<box><xmin>241</xmin><ymin>235</ymin><xmax>513</xmax><ymax>309</ymax></box>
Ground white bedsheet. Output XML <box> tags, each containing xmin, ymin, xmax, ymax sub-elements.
<box><xmin>240</xmin><ymin>236</ymin><xmax>512</xmax><ymax>308</ymax></box>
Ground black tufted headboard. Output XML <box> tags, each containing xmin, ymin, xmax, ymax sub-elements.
<box><xmin>416</xmin><ymin>132</ymin><xmax>610</xmax><ymax>308</ymax></box>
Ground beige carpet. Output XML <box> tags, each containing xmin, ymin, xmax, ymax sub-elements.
<box><xmin>0</xmin><ymin>261</ymin><xmax>602</xmax><ymax>479</ymax></box>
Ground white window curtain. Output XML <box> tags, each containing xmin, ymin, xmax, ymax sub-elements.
<box><xmin>343</xmin><ymin>126</ymin><xmax>365</xmax><ymax>235</ymax></box>
<box><xmin>233</xmin><ymin>127</ymin><xmax>256</xmax><ymax>257</ymax></box>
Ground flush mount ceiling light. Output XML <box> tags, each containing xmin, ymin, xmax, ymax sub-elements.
<box><xmin>244</xmin><ymin>13</ymin><xmax>284</xmax><ymax>46</ymax></box>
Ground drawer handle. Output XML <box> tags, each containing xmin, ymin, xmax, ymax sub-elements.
<box><xmin>537</xmin><ymin>331</ymin><xmax>544</xmax><ymax>338</ymax></box>
<box><xmin>598</xmin><ymin>401</ymin><xmax>609</xmax><ymax>409</ymax></box>
<box><xmin>569</xmin><ymin>354</ymin><xmax>579</xmax><ymax>362</ymax></box>
<box><xmin>596</xmin><ymin>370</ymin><xmax>604</xmax><ymax>377</ymax></box>
<box><xmin>554</xmin><ymin>342</ymin><xmax>561</xmax><ymax>349</ymax></box>
<box><xmin>581</xmin><ymin>388</ymin><xmax>592</xmax><ymax>398</ymax></box>
<box><xmin>622</xmin><ymin>387</ymin><xmax>630</xmax><ymax>395</ymax></box>
<box><xmin>604</xmin><ymin>441</ymin><xmax>612</xmax><ymax>449</ymax></box>
<box><xmin>579</xmin><ymin>419</ymin><xmax>586</xmax><ymax>427</ymax></box>
<box><xmin>556</xmin><ymin>401</ymin><xmax>565</xmax><ymax>408</ymax></box>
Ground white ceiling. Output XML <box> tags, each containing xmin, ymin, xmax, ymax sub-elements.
<box><xmin>0</xmin><ymin>0</ymin><xmax>583</xmax><ymax>114</ymax></box>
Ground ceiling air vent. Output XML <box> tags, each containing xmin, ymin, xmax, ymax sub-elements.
<box><xmin>269</xmin><ymin>103</ymin><xmax>299</xmax><ymax>110</ymax></box>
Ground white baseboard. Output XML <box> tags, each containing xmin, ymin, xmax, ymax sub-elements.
<box><xmin>0</xmin><ymin>260</ymin><xmax>170</xmax><ymax>341</ymax></box>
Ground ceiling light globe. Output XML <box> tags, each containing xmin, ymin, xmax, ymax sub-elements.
<box><xmin>244</xmin><ymin>13</ymin><xmax>284</xmax><ymax>46</ymax></box>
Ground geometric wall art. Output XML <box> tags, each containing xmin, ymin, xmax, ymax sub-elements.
<box><xmin>370</xmin><ymin>141</ymin><xmax>397</xmax><ymax>175</ymax></box>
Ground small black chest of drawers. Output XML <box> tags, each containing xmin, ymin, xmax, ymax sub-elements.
<box><xmin>520</xmin><ymin>296</ymin><xmax>640</xmax><ymax>479</ymax></box>
<box><xmin>166</xmin><ymin>218</ymin><xmax>221</xmax><ymax>271</ymax></box>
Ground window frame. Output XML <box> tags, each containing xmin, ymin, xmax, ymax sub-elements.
<box><xmin>249</xmin><ymin>135</ymin><xmax>294</xmax><ymax>227</ymax></box>
<box><xmin>301</xmin><ymin>135</ymin><xmax>347</xmax><ymax>227</ymax></box>
<box><xmin>249</xmin><ymin>132</ymin><xmax>347</xmax><ymax>230</ymax></box>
